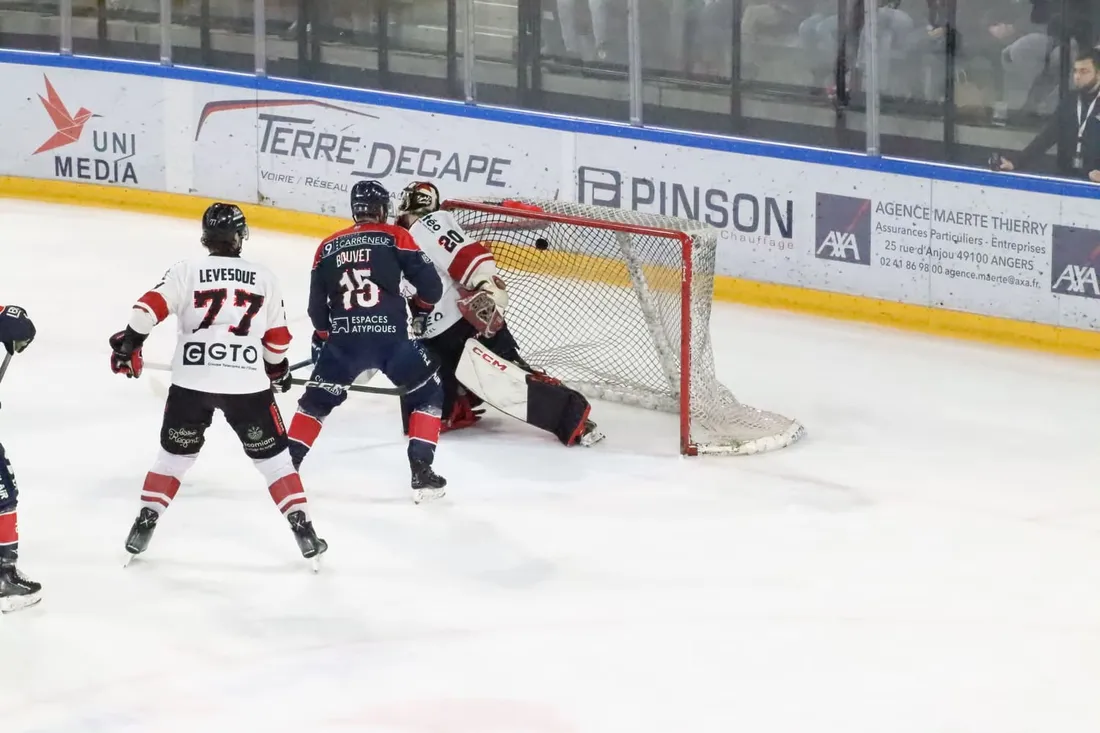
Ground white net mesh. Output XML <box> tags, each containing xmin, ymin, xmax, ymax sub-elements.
<box><xmin>445</xmin><ymin>198</ymin><xmax>805</xmax><ymax>455</ymax></box>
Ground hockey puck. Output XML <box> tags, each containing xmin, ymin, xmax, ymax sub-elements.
<box><xmin>534</xmin><ymin>237</ymin><xmax>550</xmax><ymax>250</ymax></box>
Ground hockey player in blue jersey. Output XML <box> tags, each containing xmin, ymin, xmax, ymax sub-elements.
<box><xmin>0</xmin><ymin>304</ymin><xmax>41</xmax><ymax>613</ymax></box>
<box><xmin>287</xmin><ymin>180</ymin><xmax>448</xmax><ymax>503</ymax></box>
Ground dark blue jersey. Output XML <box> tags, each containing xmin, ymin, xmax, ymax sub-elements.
<box><xmin>308</xmin><ymin>222</ymin><xmax>443</xmax><ymax>340</ymax></box>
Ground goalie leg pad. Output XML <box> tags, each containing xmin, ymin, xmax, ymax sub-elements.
<box><xmin>455</xmin><ymin>339</ymin><xmax>594</xmax><ymax>446</ymax></box>
<box><xmin>527</xmin><ymin>375</ymin><xmax>593</xmax><ymax>446</ymax></box>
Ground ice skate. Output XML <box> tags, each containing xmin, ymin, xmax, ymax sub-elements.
<box><xmin>287</xmin><ymin>510</ymin><xmax>327</xmax><ymax>572</ymax></box>
<box><xmin>123</xmin><ymin>507</ymin><xmax>160</xmax><ymax>565</ymax></box>
<box><xmin>411</xmin><ymin>459</ymin><xmax>446</xmax><ymax>504</ymax></box>
<box><xmin>0</xmin><ymin>562</ymin><xmax>42</xmax><ymax>614</ymax></box>
<box><xmin>577</xmin><ymin>420</ymin><xmax>605</xmax><ymax>447</ymax></box>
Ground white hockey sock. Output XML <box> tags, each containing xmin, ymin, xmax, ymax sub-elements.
<box><xmin>141</xmin><ymin>450</ymin><xmax>198</xmax><ymax>514</ymax></box>
<box><xmin>254</xmin><ymin>450</ymin><xmax>309</xmax><ymax>520</ymax></box>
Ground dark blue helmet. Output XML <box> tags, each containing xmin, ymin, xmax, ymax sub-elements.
<box><xmin>350</xmin><ymin>180</ymin><xmax>391</xmax><ymax>223</ymax></box>
<box><xmin>201</xmin><ymin>202</ymin><xmax>248</xmax><ymax>256</ymax></box>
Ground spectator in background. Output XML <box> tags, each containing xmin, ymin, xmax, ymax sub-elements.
<box><xmin>549</xmin><ymin>0</ymin><xmax>613</xmax><ymax>62</ymax></box>
<box><xmin>799</xmin><ymin>0</ymin><xmax>915</xmax><ymax>94</ymax></box>
<box><xmin>995</xmin><ymin>48</ymin><xmax>1100</xmax><ymax>180</ymax></box>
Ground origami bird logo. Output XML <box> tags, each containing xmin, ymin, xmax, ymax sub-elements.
<box><xmin>34</xmin><ymin>76</ymin><xmax>98</xmax><ymax>155</ymax></box>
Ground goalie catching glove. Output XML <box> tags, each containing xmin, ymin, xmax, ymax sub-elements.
<box><xmin>456</xmin><ymin>276</ymin><xmax>508</xmax><ymax>338</ymax></box>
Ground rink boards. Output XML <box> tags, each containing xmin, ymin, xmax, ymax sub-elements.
<box><xmin>2</xmin><ymin>49</ymin><xmax>1100</xmax><ymax>357</ymax></box>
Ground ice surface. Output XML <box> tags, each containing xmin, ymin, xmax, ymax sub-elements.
<box><xmin>1</xmin><ymin>199</ymin><xmax>1099</xmax><ymax>733</ymax></box>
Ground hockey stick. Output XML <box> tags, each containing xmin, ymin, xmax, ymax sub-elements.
<box><xmin>0</xmin><ymin>352</ymin><xmax>12</xmax><ymax>386</ymax></box>
<box><xmin>142</xmin><ymin>362</ymin><xmax>407</xmax><ymax>396</ymax></box>
<box><xmin>287</xmin><ymin>375</ymin><xmax>406</xmax><ymax>396</ymax></box>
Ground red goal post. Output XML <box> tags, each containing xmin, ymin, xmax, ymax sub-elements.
<box><xmin>442</xmin><ymin>198</ymin><xmax>805</xmax><ymax>456</ymax></box>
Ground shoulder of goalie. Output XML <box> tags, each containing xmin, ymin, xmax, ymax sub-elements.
<box><xmin>454</xmin><ymin>338</ymin><xmax>604</xmax><ymax>447</ymax></box>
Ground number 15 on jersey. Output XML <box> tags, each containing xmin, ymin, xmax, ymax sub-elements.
<box><xmin>339</xmin><ymin>268</ymin><xmax>380</xmax><ymax>310</ymax></box>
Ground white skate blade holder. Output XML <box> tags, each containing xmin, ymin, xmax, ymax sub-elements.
<box><xmin>413</xmin><ymin>486</ymin><xmax>446</xmax><ymax>505</ymax></box>
<box><xmin>0</xmin><ymin>591</ymin><xmax>42</xmax><ymax>614</ymax></box>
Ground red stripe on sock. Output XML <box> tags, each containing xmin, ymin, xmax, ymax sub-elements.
<box><xmin>288</xmin><ymin>411</ymin><xmax>323</xmax><ymax>449</ymax></box>
<box><xmin>281</xmin><ymin>495</ymin><xmax>308</xmax><ymax>514</ymax></box>
<box><xmin>409</xmin><ymin>410</ymin><xmax>442</xmax><ymax>446</ymax></box>
<box><xmin>140</xmin><ymin>472</ymin><xmax>181</xmax><ymax>508</ymax></box>
<box><xmin>0</xmin><ymin>511</ymin><xmax>17</xmax><ymax>545</ymax></box>
<box><xmin>269</xmin><ymin>474</ymin><xmax>308</xmax><ymax>515</ymax></box>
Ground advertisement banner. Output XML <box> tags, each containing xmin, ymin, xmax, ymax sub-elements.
<box><xmin>0</xmin><ymin>67</ymin><xmax>167</xmax><ymax>192</ymax></box>
<box><xmin>3</xmin><ymin>60</ymin><xmax>1100</xmax><ymax>335</ymax></box>
<box><xmin>190</xmin><ymin>89</ymin><xmax>562</xmax><ymax>217</ymax></box>
<box><xmin>573</xmin><ymin>134</ymin><xmax>1100</xmax><ymax>331</ymax></box>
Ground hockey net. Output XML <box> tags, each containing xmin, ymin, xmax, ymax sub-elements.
<box><xmin>443</xmin><ymin>198</ymin><xmax>804</xmax><ymax>456</ymax></box>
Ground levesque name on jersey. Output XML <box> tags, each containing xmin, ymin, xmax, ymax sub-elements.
<box><xmin>131</xmin><ymin>257</ymin><xmax>292</xmax><ymax>394</ymax></box>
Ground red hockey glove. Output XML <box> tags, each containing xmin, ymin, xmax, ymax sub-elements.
<box><xmin>266</xmin><ymin>358</ymin><xmax>293</xmax><ymax>393</ymax></box>
<box><xmin>441</xmin><ymin>392</ymin><xmax>485</xmax><ymax>433</ymax></box>
<box><xmin>109</xmin><ymin>328</ymin><xmax>146</xmax><ymax>378</ymax></box>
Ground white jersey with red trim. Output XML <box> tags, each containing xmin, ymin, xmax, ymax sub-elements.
<box><xmin>405</xmin><ymin>209</ymin><xmax>499</xmax><ymax>339</ymax></box>
<box><xmin>128</xmin><ymin>255</ymin><xmax>292</xmax><ymax>394</ymax></box>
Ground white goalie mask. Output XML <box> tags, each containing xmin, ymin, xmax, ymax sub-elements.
<box><xmin>398</xmin><ymin>181</ymin><xmax>441</xmax><ymax>218</ymax></box>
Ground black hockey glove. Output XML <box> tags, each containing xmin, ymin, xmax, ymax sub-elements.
<box><xmin>266</xmin><ymin>358</ymin><xmax>293</xmax><ymax>393</ymax></box>
<box><xmin>0</xmin><ymin>305</ymin><xmax>35</xmax><ymax>355</ymax></box>
<box><xmin>109</xmin><ymin>327</ymin><xmax>147</xmax><ymax>378</ymax></box>
<box><xmin>311</xmin><ymin>330</ymin><xmax>328</xmax><ymax>364</ymax></box>
<box><xmin>407</xmin><ymin>297</ymin><xmax>433</xmax><ymax>338</ymax></box>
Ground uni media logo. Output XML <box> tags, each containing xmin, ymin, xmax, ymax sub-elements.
<box><xmin>814</xmin><ymin>192</ymin><xmax>872</xmax><ymax>265</ymax></box>
<box><xmin>1050</xmin><ymin>225</ymin><xmax>1100</xmax><ymax>299</ymax></box>
<box><xmin>31</xmin><ymin>75</ymin><xmax>140</xmax><ymax>185</ymax></box>
<box><xmin>34</xmin><ymin>75</ymin><xmax>98</xmax><ymax>154</ymax></box>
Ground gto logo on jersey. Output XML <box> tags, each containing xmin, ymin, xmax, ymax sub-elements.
<box><xmin>33</xmin><ymin>76</ymin><xmax>139</xmax><ymax>185</ymax></box>
<box><xmin>1050</xmin><ymin>225</ymin><xmax>1100</xmax><ymax>299</ymax></box>
<box><xmin>814</xmin><ymin>192</ymin><xmax>872</xmax><ymax>265</ymax></box>
<box><xmin>182</xmin><ymin>342</ymin><xmax>259</xmax><ymax>367</ymax></box>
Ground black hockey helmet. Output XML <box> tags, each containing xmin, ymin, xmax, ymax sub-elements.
<box><xmin>350</xmin><ymin>180</ymin><xmax>391</xmax><ymax>223</ymax></box>
<box><xmin>397</xmin><ymin>181</ymin><xmax>441</xmax><ymax>218</ymax></box>
<box><xmin>201</xmin><ymin>202</ymin><xmax>248</xmax><ymax>256</ymax></box>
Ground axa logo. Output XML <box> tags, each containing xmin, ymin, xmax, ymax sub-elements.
<box><xmin>1052</xmin><ymin>264</ymin><xmax>1100</xmax><ymax>297</ymax></box>
<box><xmin>817</xmin><ymin>231</ymin><xmax>861</xmax><ymax>260</ymax></box>
<box><xmin>814</xmin><ymin>193</ymin><xmax>872</xmax><ymax>266</ymax></box>
<box><xmin>33</xmin><ymin>75</ymin><xmax>98</xmax><ymax>155</ymax></box>
<box><xmin>1050</xmin><ymin>225</ymin><xmax>1100</xmax><ymax>300</ymax></box>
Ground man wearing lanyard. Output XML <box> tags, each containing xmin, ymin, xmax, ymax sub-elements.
<box><xmin>996</xmin><ymin>48</ymin><xmax>1100</xmax><ymax>182</ymax></box>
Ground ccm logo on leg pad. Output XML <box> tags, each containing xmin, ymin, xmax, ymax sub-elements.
<box><xmin>473</xmin><ymin>346</ymin><xmax>507</xmax><ymax>371</ymax></box>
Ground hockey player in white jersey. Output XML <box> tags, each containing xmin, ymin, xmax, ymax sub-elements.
<box><xmin>395</xmin><ymin>181</ymin><xmax>603</xmax><ymax>447</ymax></box>
<box><xmin>108</xmin><ymin>203</ymin><xmax>327</xmax><ymax>567</ymax></box>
